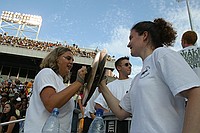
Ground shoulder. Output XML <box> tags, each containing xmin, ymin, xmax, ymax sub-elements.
<box><xmin>107</xmin><ymin>79</ymin><xmax>118</xmax><ymax>87</ymax></box>
<box><xmin>179</xmin><ymin>45</ymin><xmax>200</xmax><ymax>52</ymax></box>
<box><xmin>38</xmin><ymin>68</ymin><xmax>55</xmax><ymax>75</ymax></box>
<box><xmin>108</xmin><ymin>79</ymin><xmax>118</xmax><ymax>84</ymax></box>
<box><xmin>9</xmin><ymin>116</ymin><xmax>17</xmax><ymax>121</ymax></box>
<box><xmin>35</xmin><ymin>68</ymin><xmax>57</xmax><ymax>79</ymax></box>
<box><xmin>154</xmin><ymin>47</ymin><xmax>175</xmax><ymax>55</ymax></box>
<box><xmin>127</xmin><ymin>78</ymin><xmax>132</xmax><ymax>82</ymax></box>
<box><xmin>152</xmin><ymin>47</ymin><xmax>179</xmax><ymax>60</ymax></box>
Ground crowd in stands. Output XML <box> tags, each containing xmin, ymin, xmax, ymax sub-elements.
<box><xmin>0</xmin><ymin>77</ymin><xmax>31</xmax><ymax>117</ymax></box>
<box><xmin>0</xmin><ymin>32</ymin><xmax>115</xmax><ymax>61</ymax></box>
<box><xmin>0</xmin><ymin>76</ymin><xmax>32</xmax><ymax>132</ymax></box>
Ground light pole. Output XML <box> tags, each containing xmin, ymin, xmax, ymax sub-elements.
<box><xmin>0</xmin><ymin>11</ymin><xmax>42</xmax><ymax>40</ymax></box>
<box><xmin>177</xmin><ymin>0</ymin><xmax>193</xmax><ymax>31</ymax></box>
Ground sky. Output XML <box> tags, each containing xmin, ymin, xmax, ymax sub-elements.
<box><xmin>0</xmin><ymin>0</ymin><xmax>200</xmax><ymax>78</ymax></box>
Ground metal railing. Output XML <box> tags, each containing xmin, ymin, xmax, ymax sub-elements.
<box><xmin>0</xmin><ymin>118</ymin><xmax>25</xmax><ymax>126</ymax></box>
<box><xmin>0</xmin><ymin>118</ymin><xmax>25</xmax><ymax>133</ymax></box>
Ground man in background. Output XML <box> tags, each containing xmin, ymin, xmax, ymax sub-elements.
<box><xmin>95</xmin><ymin>56</ymin><xmax>132</xmax><ymax>112</ymax></box>
<box><xmin>94</xmin><ymin>56</ymin><xmax>132</xmax><ymax>133</ymax></box>
<box><xmin>179</xmin><ymin>30</ymin><xmax>200</xmax><ymax>77</ymax></box>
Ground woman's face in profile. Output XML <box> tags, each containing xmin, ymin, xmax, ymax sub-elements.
<box><xmin>57</xmin><ymin>51</ymin><xmax>74</xmax><ymax>78</ymax></box>
<box><xmin>3</xmin><ymin>103</ymin><xmax>11</xmax><ymax>113</ymax></box>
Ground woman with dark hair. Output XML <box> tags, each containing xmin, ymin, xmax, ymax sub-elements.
<box><xmin>24</xmin><ymin>46</ymin><xmax>87</xmax><ymax>133</ymax></box>
<box><xmin>99</xmin><ymin>18</ymin><xmax>200</xmax><ymax>133</ymax></box>
<box><xmin>0</xmin><ymin>102</ymin><xmax>19</xmax><ymax>133</ymax></box>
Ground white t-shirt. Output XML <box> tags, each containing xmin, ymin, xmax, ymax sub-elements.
<box><xmin>95</xmin><ymin>78</ymin><xmax>132</xmax><ymax>111</ymax></box>
<box><xmin>120</xmin><ymin>47</ymin><xmax>200</xmax><ymax>133</ymax></box>
<box><xmin>24</xmin><ymin>68</ymin><xmax>74</xmax><ymax>133</ymax></box>
<box><xmin>84</xmin><ymin>89</ymin><xmax>100</xmax><ymax>118</ymax></box>
<box><xmin>179</xmin><ymin>45</ymin><xmax>200</xmax><ymax>78</ymax></box>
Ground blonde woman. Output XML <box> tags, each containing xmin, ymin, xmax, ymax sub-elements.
<box><xmin>24</xmin><ymin>47</ymin><xmax>87</xmax><ymax>133</ymax></box>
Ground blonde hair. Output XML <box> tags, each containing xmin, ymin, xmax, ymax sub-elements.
<box><xmin>40</xmin><ymin>46</ymin><xmax>72</xmax><ymax>74</ymax></box>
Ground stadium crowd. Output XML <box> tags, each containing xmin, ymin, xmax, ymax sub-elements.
<box><xmin>0</xmin><ymin>76</ymin><xmax>31</xmax><ymax>132</ymax></box>
<box><xmin>0</xmin><ymin>32</ymin><xmax>115</xmax><ymax>61</ymax></box>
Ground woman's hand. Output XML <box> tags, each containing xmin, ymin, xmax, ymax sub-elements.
<box><xmin>98</xmin><ymin>76</ymin><xmax>107</xmax><ymax>93</ymax></box>
<box><xmin>76</xmin><ymin>66</ymin><xmax>87</xmax><ymax>84</ymax></box>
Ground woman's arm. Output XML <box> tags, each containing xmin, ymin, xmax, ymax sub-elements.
<box><xmin>181</xmin><ymin>87</ymin><xmax>200</xmax><ymax>133</ymax></box>
<box><xmin>40</xmin><ymin>81</ymin><xmax>83</xmax><ymax>112</ymax></box>
<box><xmin>0</xmin><ymin>125</ymin><xmax>2</xmax><ymax>133</ymax></box>
<box><xmin>6</xmin><ymin>116</ymin><xmax>17</xmax><ymax>133</ymax></box>
<box><xmin>40</xmin><ymin>67</ymin><xmax>87</xmax><ymax>112</ymax></box>
<box><xmin>99</xmin><ymin>80</ymin><xmax>130</xmax><ymax>120</ymax></box>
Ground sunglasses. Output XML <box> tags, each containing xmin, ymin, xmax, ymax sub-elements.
<box><xmin>121</xmin><ymin>63</ymin><xmax>132</xmax><ymax>67</ymax></box>
<box><xmin>63</xmin><ymin>56</ymin><xmax>74</xmax><ymax>61</ymax></box>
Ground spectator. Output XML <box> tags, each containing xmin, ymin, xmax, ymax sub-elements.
<box><xmin>179</xmin><ymin>30</ymin><xmax>200</xmax><ymax>77</ymax></box>
<box><xmin>0</xmin><ymin>33</ymin><xmax>116</xmax><ymax>61</ymax></box>
<box><xmin>72</xmin><ymin>90</ymin><xmax>84</xmax><ymax>133</ymax></box>
<box><xmin>0</xmin><ymin>92</ymin><xmax>9</xmax><ymax>116</ymax></box>
<box><xmin>95</xmin><ymin>56</ymin><xmax>132</xmax><ymax>113</ymax></box>
<box><xmin>0</xmin><ymin>102</ymin><xmax>19</xmax><ymax>133</ymax></box>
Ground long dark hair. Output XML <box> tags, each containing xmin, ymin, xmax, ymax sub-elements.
<box><xmin>1</xmin><ymin>102</ymin><xmax>19</xmax><ymax>122</ymax></box>
<box><xmin>1</xmin><ymin>102</ymin><xmax>19</xmax><ymax>133</ymax></box>
<box><xmin>131</xmin><ymin>18</ymin><xmax>177</xmax><ymax>48</ymax></box>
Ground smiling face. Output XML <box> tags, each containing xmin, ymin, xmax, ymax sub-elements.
<box><xmin>127</xmin><ymin>29</ymin><xmax>145</xmax><ymax>57</ymax></box>
<box><xmin>57</xmin><ymin>51</ymin><xmax>74</xmax><ymax>78</ymax></box>
<box><xmin>118</xmin><ymin>59</ymin><xmax>132</xmax><ymax>76</ymax></box>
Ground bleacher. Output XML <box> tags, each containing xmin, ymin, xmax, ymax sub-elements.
<box><xmin>0</xmin><ymin>33</ymin><xmax>115</xmax><ymax>82</ymax></box>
